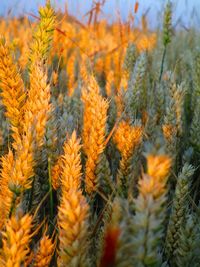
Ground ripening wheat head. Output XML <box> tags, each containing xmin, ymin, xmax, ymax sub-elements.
<box><xmin>0</xmin><ymin>212</ymin><xmax>33</xmax><ymax>267</ymax></box>
<box><xmin>82</xmin><ymin>75</ymin><xmax>109</xmax><ymax>195</ymax></box>
<box><xmin>34</xmin><ymin>233</ymin><xmax>55</xmax><ymax>267</ymax></box>
<box><xmin>162</xmin><ymin>123</ymin><xmax>177</xmax><ymax>141</ymax></box>
<box><xmin>0</xmin><ymin>38</ymin><xmax>26</xmax><ymax>129</ymax></box>
<box><xmin>51</xmin><ymin>155</ymin><xmax>63</xmax><ymax>190</ymax></box>
<box><xmin>114</xmin><ymin>120</ymin><xmax>143</xmax><ymax>164</ymax></box>
<box><xmin>4</xmin><ymin>112</ymin><xmax>35</xmax><ymax>195</ymax></box>
<box><xmin>113</xmin><ymin>120</ymin><xmax>143</xmax><ymax>195</ymax></box>
<box><xmin>60</xmin><ymin>131</ymin><xmax>82</xmax><ymax>193</ymax></box>
<box><xmin>58</xmin><ymin>189</ymin><xmax>90</xmax><ymax>267</ymax></box>
<box><xmin>0</xmin><ymin>150</ymin><xmax>15</xmax><ymax>230</ymax></box>
<box><xmin>139</xmin><ymin>153</ymin><xmax>172</xmax><ymax>198</ymax></box>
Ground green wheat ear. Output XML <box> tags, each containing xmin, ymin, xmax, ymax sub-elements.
<box><xmin>165</xmin><ymin>163</ymin><xmax>195</xmax><ymax>265</ymax></box>
<box><xmin>159</xmin><ymin>1</ymin><xmax>172</xmax><ymax>82</ymax></box>
<box><xmin>125</xmin><ymin>52</ymin><xmax>147</xmax><ymax>120</ymax></box>
<box><xmin>163</xmin><ymin>1</ymin><xmax>172</xmax><ymax>47</ymax></box>
<box><xmin>29</xmin><ymin>0</ymin><xmax>56</xmax><ymax>72</ymax></box>
<box><xmin>123</xmin><ymin>43</ymin><xmax>138</xmax><ymax>74</ymax></box>
<box><xmin>175</xmin><ymin>212</ymin><xmax>200</xmax><ymax>267</ymax></box>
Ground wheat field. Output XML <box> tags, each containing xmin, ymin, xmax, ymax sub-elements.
<box><xmin>0</xmin><ymin>1</ymin><xmax>199</xmax><ymax>266</ymax></box>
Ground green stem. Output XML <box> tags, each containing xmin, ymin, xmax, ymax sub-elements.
<box><xmin>159</xmin><ymin>45</ymin><xmax>167</xmax><ymax>82</ymax></box>
<box><xmin>28</xmin><ymin>176</ymin><xmax>35</xmax><ymax>211</ymax></box>
<box><xmin>9</xmin><ymin>193</ymin><xmax>17</xmax><ymax>218</ymax></box>
<box><xmin>48</xmin><ymin>157</ymin><xmax>54</xmax><ymax>220</ymax></box>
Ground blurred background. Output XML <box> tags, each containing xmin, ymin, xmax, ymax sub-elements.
<box><xmin>0</xmin><ymin>0</ymin><xmax>199</xmax><ymax>29</ymax></box>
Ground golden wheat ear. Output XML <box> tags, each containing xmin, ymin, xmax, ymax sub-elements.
<box><xmin>0</xmin><ymin>37</ymin><xmax>26</xmax><ymax>131</ymax></box>
<box><xmin>57</xmin><ymin>188</ymin><xmax>90</xmax><ymax>267</ymax></box>
<box><xmin>113</xmin><ymin>120</ymin><xmax>143</xmax><ymax>197</ymax></box>
<box><xmin>82</xmin><ymin>75</ymin><xmax>109</xmax><ymax>196</ymax></box>
<box><xmin>0</xmin><ymin>210</ymin><xmax>34</xmax><ymax>266</ymax></box>
<box><xmin>33</xmin><ymin>229</ymin><xmax>56</xmax><ymax>267</ymax></box>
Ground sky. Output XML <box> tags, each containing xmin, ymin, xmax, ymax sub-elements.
<box><xmin>0</xmin><ymin>0</ymin><xmax>200</xmax><ymax>28</ymax></box>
